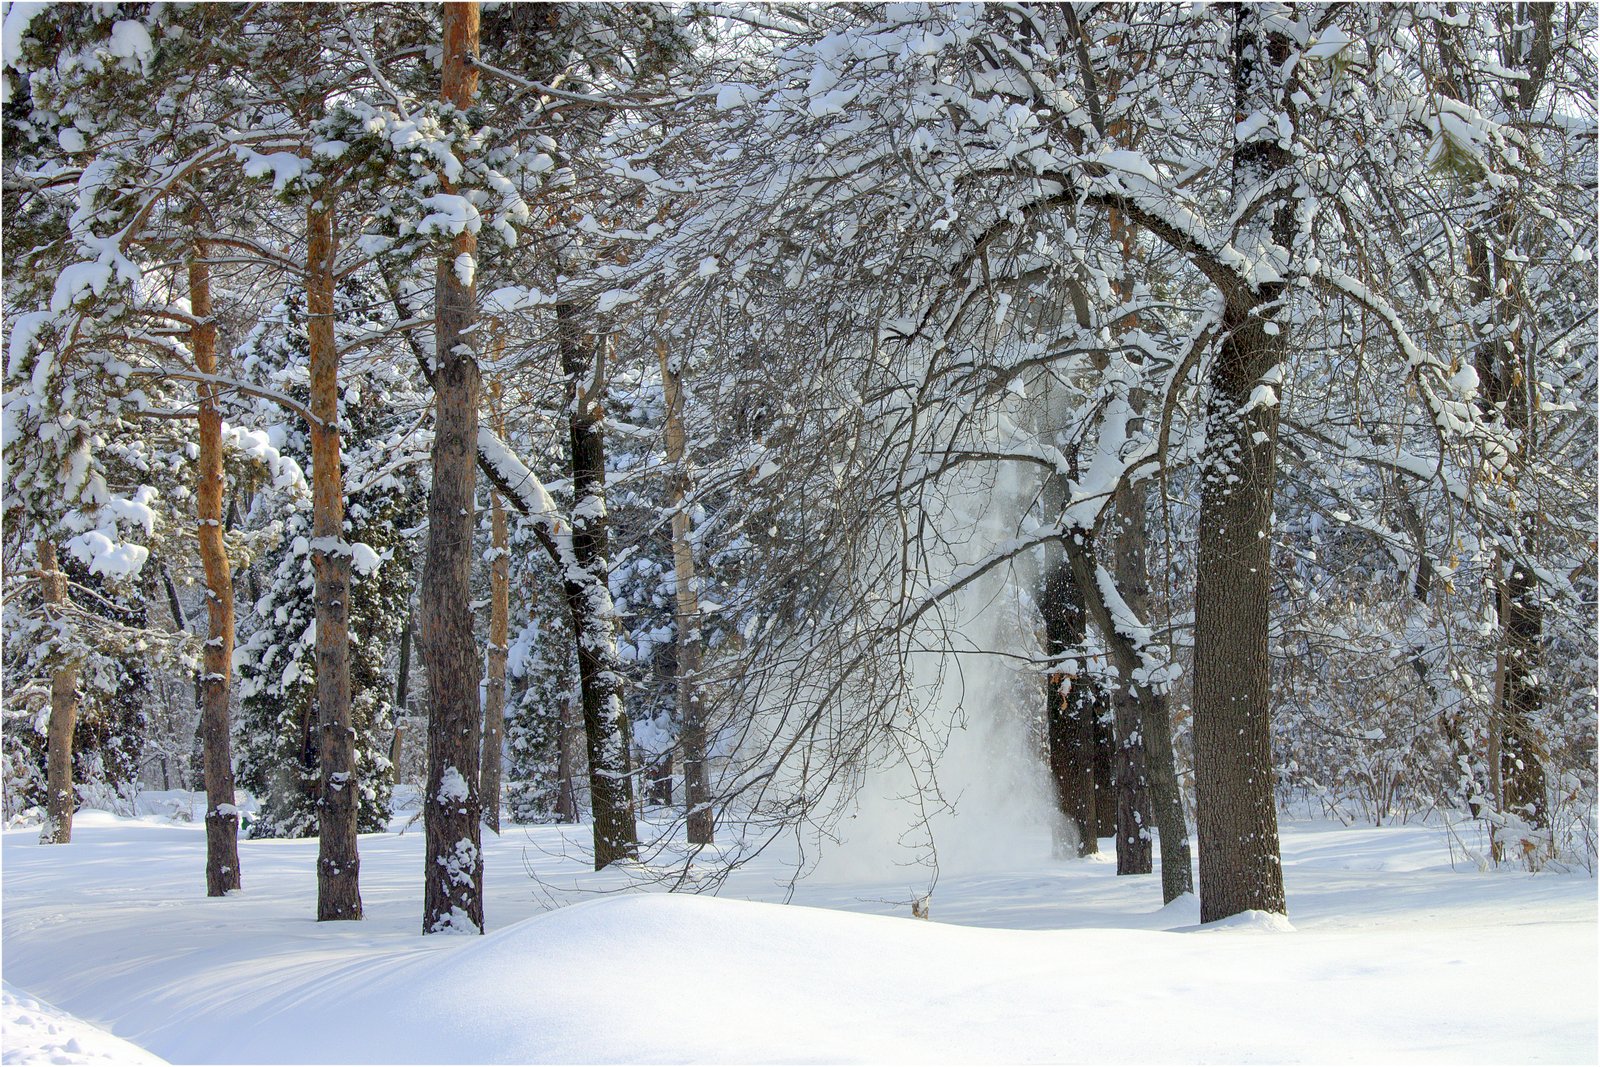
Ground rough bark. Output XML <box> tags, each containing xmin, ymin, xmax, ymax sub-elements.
<box><xmin>37</xmin><ymin>541</ymin><xmax>79</xmax><ymax>845</ymax></box>
<box><xmin>658</xmin><ymin>341</ymin><xmax>713</xmax><ymax>845</ymax></box>
<box><xmin>1041</xmin><ymin>557</ymin><xmax>1099</xmax><ymax>857</ymax></box>
<box><xmin>190</xmin><ymin>244</ymin><xmax>242</xmax><ymax>896</ymax></box>
<box><xmin>420</xmin><ymin>0</ymin><xmax>485</xmax><ymax>934</ymax></box>
<box><xmin>1191</xmin><ymin>7</ymin><xmax>1294</xmax><ymax>924</ymax></box>
<box><xmin>480</xmin><ymin>485</ymin><xmax>509</xmax><ymax>834</ymax></box>
<box><xmin>307</xmin><ymin>197</ymin><xmax>362</xmax><ymax>920</ymax></box>
<box><xmin>1110</xmin><ymin>483</ymin><xmax>1154</xmax><ymax>876</ymax></box>
<box><xmin>558</xmin><ymin>307</ymin><xmax>639</xmax><ymax>869</ymax></box>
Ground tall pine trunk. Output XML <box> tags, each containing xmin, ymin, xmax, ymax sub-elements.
<box><xmin>558</xmin><ymin>308</ymin><xmax>639</xmax><ymax>869</ymax></box>
<box><xmin>37</xmin><ymin>540</ymin><xmax>78</xmax><ymax>845</ymax></box>
<box><xmin>307</xmin><ymin>197</ymin><xmax>362</xmax><ymax>920</ymax></box>
<box><xmin>419</xmin><ymin>0</ymin><xmax>485</xmax><ymax>934</ymax></box>
<box><xmin>1191</xmin><ymin>7</ymin><xmax>1294</xmax><ymax>923</ymax></box>
<box><xmin>190</xmin><ymin>242</ymin><xmax>242</xmax><ymax>896</ymax></box>
<box><xmin>658</xmin><ymin>341</ymin><xmax>712</xmax><ymax>844</ymax></box>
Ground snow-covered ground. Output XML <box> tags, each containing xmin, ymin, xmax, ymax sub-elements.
<box><xmin>2</xmin><ymin>803</ymin><xmax>1594</xmax><ymax>1064</ymax></box>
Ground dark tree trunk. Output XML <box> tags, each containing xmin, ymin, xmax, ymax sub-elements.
<box><xmin>307</xmin><ymin>197</ymin><xmax>362</xmax><ymax>920</ymax></box>
<box><xmin>480</xmin><ymin>487</ymin><xmax>509</xmax><ymax>834</ymax></box>
<box><xmin>658</xmin><ymin>341</ymin><xmax>713</xmax><ymax>844</ymax></box>
<box><xmin>1092</xmin><ymin>701</ymin><xmax>1117</xmax><ymax>838</ymax></box>
<box><xmin>556</xmin><ymin>694</ymin><xmax>580</xmax><ymax>824</ymax></box>
<box><xmin>393</xmin><ymin>609</ymin><xmax>412</xmax><ymax>790</ymax></box>
<box><xmin>37</xmin><ymin>541</ymin><xmax>78</xmax><ymax>845</ymax></box>
<box><xmin>1110</xmin><ymin>483</ymin><xmax>1153</xmax><ymax>876</ymax></box>
<box><xmin>1192</xmin><ymin>7</ymin><xmax>1295</xmax><ymax>923</ymax></box>
<box><xmin>1041</xmin><ymin>556</ymin><xmax>1099</xmax><ymax>857</ymax></box>
<box><xmin>419</xmin><ymin>0</ymin><xmax>485</xmax><ymax>934</ymax></box>
<box><xmin>558</xmin><ymin>306</ymin><xmax>639</xmax><ymax>869</ymax></box>
<box><xmin>190</xmin><ymin>244</ymin><xmax>242</xmax><ymax>896</ymax></box>
<box><xmin>1062</xmin><ymin>534</ymin><xmax>1193</xmax><ymax>902</ymax></box>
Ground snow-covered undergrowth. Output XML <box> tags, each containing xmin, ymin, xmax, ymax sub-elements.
<box><xmin>3</xmin><ymin>805</ymin><xmax>1594</xmax><ymax>1064</ymax></box>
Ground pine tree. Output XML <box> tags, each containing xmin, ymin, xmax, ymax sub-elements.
<box><xmin>234</xmin><ymin>283</ymin><xmax>425</xmax><ymax>839</ymax></box>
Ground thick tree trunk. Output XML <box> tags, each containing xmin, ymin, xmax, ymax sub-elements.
<box><xmin>419</xmin><ymin>0</ymin><xmax>485</xmax><ymax>934</ymax></box>
<box><xmin>1192</xmin><ymin>306</ymin><xmax>1286</xmax><ymax>922</ymax></box>
<box><xmin>480</xmin><ymin>486</ymin><xmax>509</xmax><ymax>834</ymax></box>
<box><xmin>37</xmin><ymin>541</ymin><xmax>78</xmax><ymax>845</ymax></box>
<box><xmin>1191</xmin><ymin>8</ymin><xmax>1297</xmax><ymax>923</ymax></box>
<box><xmin>1041</xmin><ymin>557</ymin><xmax>1099</xmax><ymax>857</ymax></box>
<box><xmin>1092</xmin><ymin>702</ymin><xmax>1117</xmax><ymax>838</ymax></box>
<box><xmin>658</xmin><ymin>341</ymin><xmax>713</xmax><ymax>845</ymax></box>
<box><xmin>1110</xmin><ymin>483</ymin><xmax>1153</xmax><ymax>876</ymax></box>
<box><xmin>190</xmin><ymin>244</ymin><xmax>242</xmax><ymax>896</ymax></box>
<box><xmin>558</xmin><ymin>308</ymin><xmax>639</xmax><ymax>869</ymax></box>
<box><xmin>306</xmin><ymin>197</ymin><xmax>362</xmax><ymax>920</ymax></box>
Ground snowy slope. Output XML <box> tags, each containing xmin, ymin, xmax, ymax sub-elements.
<box><xmin>2</xmin><ymin>809</ymin><xmax>1594</xmax><ymax>1064</ymax></box>
<box><xmin>2</xmin><ymin>983</ymin><xmax>167</xmax><ymax>1065</ymax></box>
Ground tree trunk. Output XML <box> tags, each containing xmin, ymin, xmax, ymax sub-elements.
<box><xmin>558</xmin><ymin>308</ymin><xmax>639</xmax><ymax>869</ymax></box>
<box><xmin>37</xmin><ymin>540</ymin><xmax>78</xmax><ymax>845</ymax></box>
<box><xmin>307</xmin><ymin>197</ymin><xmax>362</xmax><ymax>920</ymax></box>
<box><xmin>419</xmin><ymin>0</ymin><xmax>485</xmax><ymax>934</ymax></box>
<box><xmin>1110</xmin><ymin>483</ymin><xmax>1153</xmax><ymax>876</ymax></box>
<box><xmin>556</xmin><ymin>694</ymin><xmax>580</xmax><ymax>823</ymax></box>
<box><xmin>1062</xmin><ymin>533</ymin><xmax>1192</xmax><ymax>901</ymax></box>
<box><xmin>480</xmin><ymin>486</ymin><xmax>509</xmax><ymax>834</ymax></box>
<box><xmin>392</xmin><ymin>611</ymin><xmax>411</xmax><ymax>789</ymax></box>
<box><xmin>1191</xmin><ymin>7</ymin><xmax>1294</xmax><ymax>923</ymax></box>
<box><xmin>190</xmin><ymin>243</ymin><xmax>242</xmax><ymax>896</ymax></box>
<box><xmin>658</xmin><ymin>340</ymin><xmax>713</xmax><ymax>845</ymax></box>
<box><xmin>1041</xmin><ymin>556</ymin><xmax>1099</xmax><ymax>857</ymax></box>
<box><xmin>1092</xmin><ymin>701</ymin><xmax>1117</xmax><ymax>838</ymax></box>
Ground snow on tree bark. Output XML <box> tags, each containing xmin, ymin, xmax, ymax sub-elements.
<box><xmin>307</xmin><ymin>197</ymin><xmax>362</xmax><ymax>920</ymax></box>
<box><xmin>1191</xmin><ymin>6</ymin><xmax>1295</xmax><ymax>923</ymax></box>
<box><xmin>1041</xmin><ymin>557</ymin><xmax>1099</xmax><ymax>858</ymax></box>
<box><xmin>558</xmin><ymin>304</ymin><xmax>639</xmax><ymax>870</ymax></box>
<box><xmin>420</xmin><ymin>0</ymin><xmax>485</xmax><ymax>934</ymax></box>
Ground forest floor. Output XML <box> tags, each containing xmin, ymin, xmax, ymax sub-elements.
<box><xmin>1</xmin><ymin>795</ymin><xmax>1594</xmax><ymax>1065</ymax></box>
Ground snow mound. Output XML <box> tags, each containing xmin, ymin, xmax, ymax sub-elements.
<box><xmin>1195</xmin><ymin>908</ymin><xmax>1297</xmax><ymax>934</ymax></box>
<box><xmin>2</xmin><ymin>983</ymin><xmax>166</xmax><ymax>1065</ymax></box>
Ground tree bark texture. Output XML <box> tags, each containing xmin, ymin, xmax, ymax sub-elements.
<box><xmin>480</xmin><ymin>485</ymin><xmax>509</xmax><ymax>834</ymax></box>
<box><xmin>1041</xmin><ymin>557</ymin><xmax>1099</xmax><ymax>857</ymax></box>
<box><xmin>307</xmin><ymin>198</ymin><xmax>362</xmax><ymax>920</ymax></box>
<box><xmin>658</xmin><ymin>341</ymin><xmax>713</xmax><ymax>845</ymax></box>
<box><xmin>420</xmin><ymin>0</ymin><xmax>485</xmax><ymax>934</ymax></box>
<box><xmin>1192</xmin><ymin>7</ymin><xmax>1294</xmax><ymax>924</ymax></box>
<box><xmin>190</xmin><ymin>245</ymin><xmax>242</xmax><ymax>896</ymax></box>
<box><xmin>558</xmin><ymin>307</ymin><xmax>639</xmax><ymax>869</ymax></box>
<box><xmin>37</xmin><ymin>540</ymin><xmax>78</xmax><ymax>845</ymax></box>
<box><xmin>1110</xmin><ymin>483</ymin><xmax>1154</xmax><ymax>876</ymax></box>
